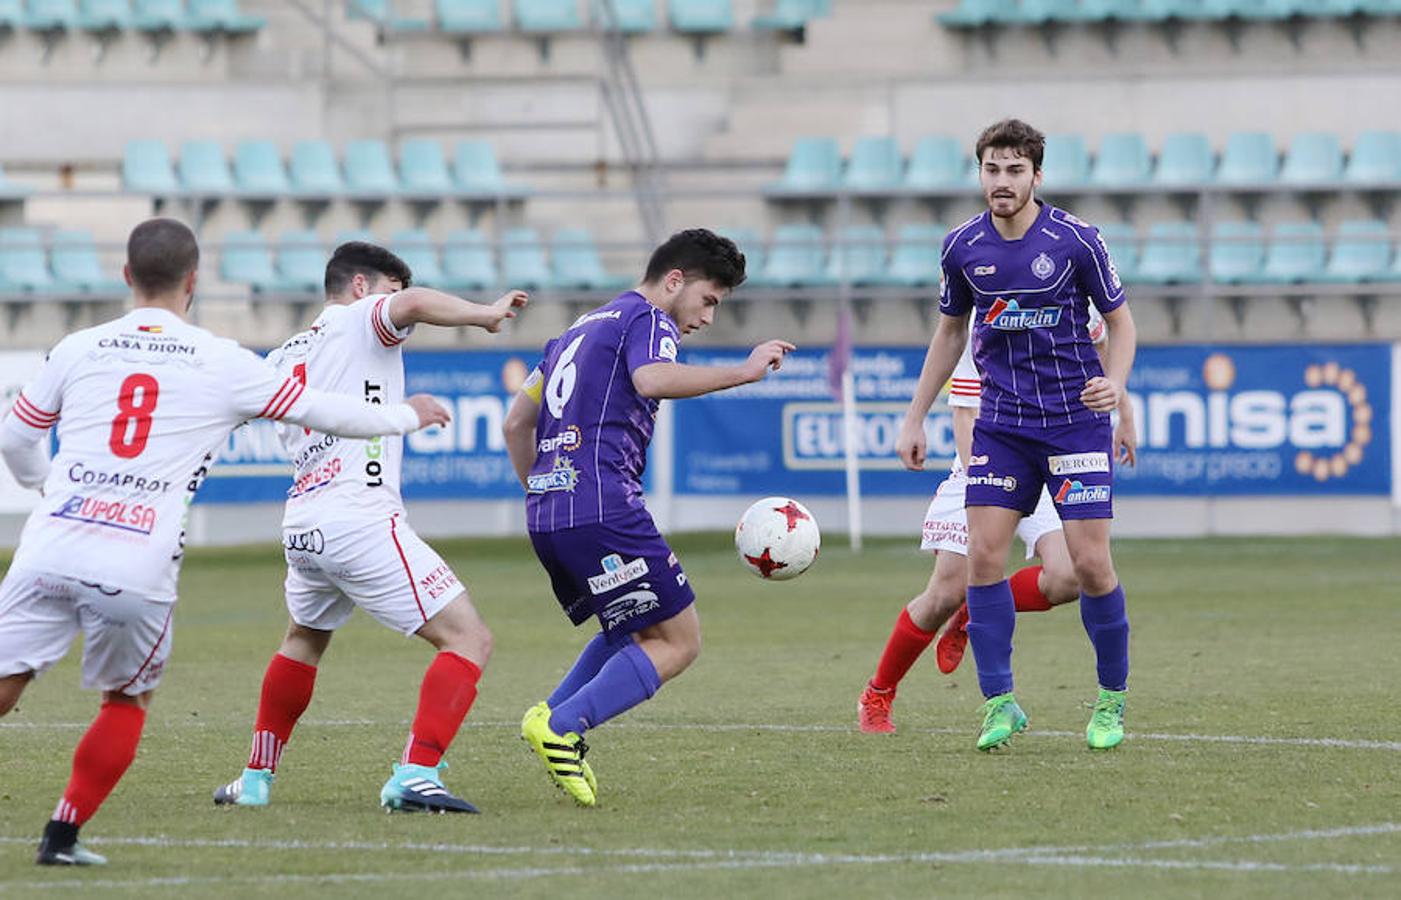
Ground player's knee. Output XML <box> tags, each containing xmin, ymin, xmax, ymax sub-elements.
<box><xmin>1070</xmin><ymin>554</ymin><xmax>1116</xmax><ymax>596</ymax></box>
<box><xmin>1040</xmin><ymin>566</ymin><xmax>1080</xmax><ymax>605</ymax></box>
<box><xmin>0</xmin><ymin>674</ymin><xmax>31</xmax><ymax>717</ymax></box>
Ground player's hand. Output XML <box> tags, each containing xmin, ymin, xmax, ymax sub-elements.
<box><xmin>744</xmin><ymin>339</ymin><xmax>796</xmax><ymax>382</ymax></box>
<box><xmin>1080</xmin><ymin>376</ymin><xmax>1121</xmax><ymax>413</ymax></box>
<box><xmin>406</xmin><ymin>394</ymin><xmax>452</xmax><ymax>429</ymax></box>
<box><xmin>1114</xmin><ymin>414</ymin><xmax>1137</xmax><ymax>467</ymax></box>
<box><xmin>897</xmin><ymin>418</ymin><xmax>927</xmax><ymax>471</ymax></box>
<box><xmin>481</xmin><ymin>290</ymin><xmax>529</xmax><ymax>333</ymax></box>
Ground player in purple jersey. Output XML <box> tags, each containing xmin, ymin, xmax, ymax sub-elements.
<box><xmin>895</xmin><ymin>119</ymin><xmax>1138</xmax><ymax>752</ymax></box>
<box><xmin>503</xmin><ymin>229</ymin><xmax>793</xmax><ymax>806</ymax></box>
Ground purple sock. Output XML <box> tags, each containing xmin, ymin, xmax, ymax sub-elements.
<box><xmin>547</xmin><ymin>632</ymin><xmax>620</xmax><ymax>707</ymax></box>
<box><xmin>1080</xmin><ymin>584</ymin><xmax>1129</xmax><ymax>691</ymax></box>
<box><xmin>548</xmin><ymin>642</ymin><xmax>661</xmax><ymax>735</ymax></box>
<box><xmin>966</xmin><ymin>580</ymin><xmax>1016</xmax><ymax>698</ymax></box>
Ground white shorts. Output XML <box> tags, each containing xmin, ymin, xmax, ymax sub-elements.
<box><xmin>0</xmin><ymin>568</ymin><xmax>173</xmax><ymax>694</ymax></box>
<box><xmin>920</xmin><ymin>468</ymin><xmax>1061</xmax><ymax>560</ymax></box>
<box><xmin>282</xmin><ymin>514</ymin><xmax>465</xmax><ymax>636</ymax></box>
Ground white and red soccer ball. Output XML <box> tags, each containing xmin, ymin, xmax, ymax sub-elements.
<box><xmin>735</xmin><ymin>496</ymin><xmax>820</xmax><ymax>581</ymax></box>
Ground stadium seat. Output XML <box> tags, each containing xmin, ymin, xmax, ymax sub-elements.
<box><xmin>825</xmin><ymin>224</ymin><xmax>887</xmax><ymax>286</ymax></box>
<box><xmin>24</xmin><ymin>0</ymin><xmax>77</xmax><ymax>31</ymax></box>
<box><xmin>501</xmin><ymin>227</ymin><xmax>554</xmax><ymax>289</ymax></box>
<box><xmin>1255</xmin><ymin>222</ymin><xmax>1326</xmax><ymax>283</ymax></box>
<box><xmin>0</xmin><ymin>163</ymin><xmax>28</xmax><ymax>198</ymax></box>
<box><xmin>177</xmin><ymin>139</ymin><xmax>235</xmax><ymax>194</ymax></box>
<box><xmin>1009</xmin><ymin>0</ymin><xmax>1081</xmax><ymax>25</ymax></box>
<box><xmin>333</xmin><ymin>229</ymin><xmax>375</xmax><ymax>247</ymax></box>
<box><xmin>122</xmin><ymin>140</ymin><xmax>180</xmax><ymax>193</ymax></box>
<box><xmin>1216</xmin><ymin>132</ymin><xmax>1278</xmax><ymax>184</ymax></box>
<box><xmin>755</xmin><ymin>224</ymin><xmax>827</xmax><ymax>287</ymax></box>
<box><xmin>184</xmin><ymin>0</ymin><xmax>264</xmax><ymax>33</ymax></box>
<box><xmin>1208</xmin><ymin>221</ymin><xmax>1264</xmax><ymax>284</ymax></box>
<box><xmin>938</xmin><ymin>0</ymin><xmax>1007</xmax><ymax>27</ymax></box>
<box><xmin>1134</xmin><ymin>221</ymin><xmax>1201</xmax><ymax>284</ymax></box>
<box><xmin>131</xmin><ymin>0</ymin><xmax>187</xmax><ymax>32</ymax></box>
<box><xmin>1069</xmin><ymin>0</ymin><xmax>1145</xmax><ymax>23</ymax></box>
<box><xmin>453</xmin><ymin>140</ymin><xmax>520</xmax><ymax>195</ymax></box>
<box><xmin>550</xmin><ymin>227</ymin><xmax>629</xmax><ymax>291</ymax></box>
<box><xmin>78</xmin><ymin>0</ymin><xmax>132</xmax><ymax>30</ymax></box>
<box><xmin>1320</xmin><ymin>220</ymin><xmax>1392</xmax><ymax>283</ymax></box>
<box><xmin>1153</xmin><ymin>132</ymin><xmax>1214</xmax><ymax>185</ymax></box>
<box><xmin>1343</xmin><ymin>131</ymin><xmax>1401</xmax><ymax>184</ymax></box>
<box><xmin>753</xmin><ymin>0</ymin><xmax>831</xmax><ymax>31</ymax></box>
<box><xmin>668</xmin><ymin>0</ymin><xmax>731</xmax><ymax>32</ymax></box>
<box><xmin>882</xmin><ymin>223</ymin><xmax>943</xmax><ymax>287</ymax></box>
<box><xmin>766</xmin><ymin>137</ymin><xmax>841</xmax><ymax>194</ymax></box>
<box><xmin>1279</xmin><ymin>132</ymin><xmax>1344</xmax><ymax>185</ymax></box>
<box><xmin>1089</xmin><ymin>132</ymin><xmax>1152</xmax><ymax>186</ymax></box>
<box><xmin>289</xmin><ymin>140</ymin><xmax>346</xmax><ymax>196</ymax></box>
<box><xmin>399</xmin><ymin>139</ymin><xmax>455</xmax><ymax>195</ymax></box>
<box><xmin>436</xmin><ymin>0</ymin><xmax>504</xmax><ymax>33</ymax></box>
<box><xmin>219</xmin><ymin>231</ymin><xmax>281</xmax><ymax>293</ymax></box>
<box><xmin>50</xmin><ymin>229</ymin><xmax>125</xmax><ymax>295</ymax></box>
<box><xmin>594</xmin><ymin>0</ymin><xmax>657</xmax><ymax>32</ymax></box>
<box><xmin>718</xmin><ymin>227</ymin><xmax>765</xmax><ymax>280</ymax></box>
<box><xmin>275</xmin><ymin>231</ymin><xmax>326</xmax><ymax>294</ymax></box>
<box><xmin>514</xmin><ymin>0</ymin><xmax>584</xmax><ymax>32</ymax></box>
<box><xmin>0</xmin><ymin>0</ymin><xmax>21</xmax><ymax>30</ymax></box>
<box><xmin>1135</xmin><ymin>0</ymin><xmax>1210</xmax><ymax>21</ymax></box>
<box><xmin>1040</xmin><ymin>134</ymin><xmax>1090</xmax><ymax>189</ymax></box>
<box><xmin>391</xmin><ymin>229</ymin><xmax>445</xmax><ymax>286</ymax></box>
<box><xmin>842</xmin><ymin>136</ymin><xmax>902</xmax><ymax>192</ymax></box>
<box><xmin>904</xmin><ymin>135</ymin><xmax>974</xmax><ymax>190</ymax></box>
<box><xmin>233</xmin><ymin>140</ymin><xmax>291</xmax><ymax>195</ymax></box>
<box><xmin>0</xmin><ymin>228</ymin><xmax>55</xmax><ymax>294</ymax></box>
<box><xmin>344</xmin><ymin>140</ymin><xmax>400</xmax><ymax>195</ymax></box>
<box><xmin>347</xmin><ymin>0</ymin><xmax>431</xmax><ymax>31</ymax></box>
<box><xmin>1230</xmin><ymin>0</ymin><xmax>1311</xmax><ymax>20</ymax></box>
<box><xmin>1095</xmin><ymin>222</ymin><xmax>1139</xmax><ymax>285</ymax></box>
<box><xmin>441</xmin><ymin>229</ymin><xmax>498</xmax><ymax>291</ymax></box>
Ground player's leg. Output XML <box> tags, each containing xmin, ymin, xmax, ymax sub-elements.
<box><xmin>0</xmin><ymin>569</ymin><xmax>72</xmax><ymax>717</ymax></box>
<box><xmin>965</xmin><ymin>504</ymin><xmax>1029</xmax><ymax>749</ymax></box>
<box><xmin>1009</xmin><ymin>491</ymin><xmax>1080</xmax><ymax>611</ymax></box>
<box><xmin>0</xmin><ymin>672</ymin><xmax>33</xmax><ymax>717</ymax></box>
<box><xmin>1062</xmin><ymin>517</ymin><xmax>1129</xmax><ymax>750</ymax></box>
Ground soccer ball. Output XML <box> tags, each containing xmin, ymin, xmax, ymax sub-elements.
<box><xmin>735</xmin><ymin>497</ymin><xmax>820</xmax><ymax>581</ymax></box>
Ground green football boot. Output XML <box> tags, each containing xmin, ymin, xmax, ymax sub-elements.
<box><xmin>521</xmin><ymin>702</ymin><xmax>596</xmax><ymax>806</ymax></box>
<box><xmin>1086</xmin><ymin>688</ymin><xmax>1126</xmax><ymax>750</ymax></box>
<box><xmin>976</xmin><ymin>692</ymin><xmax>1028</xmax><ymax>751</ymax></box>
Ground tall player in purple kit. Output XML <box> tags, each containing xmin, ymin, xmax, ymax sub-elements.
<box><xmin>503</xmin><ymin>229</ymin><xmax>793</xmax><ymax>805</ymax></box>
<box><xmin>896</xmin><ymin>119</ymin><xmax>1137</xmax><ymax>752</ymax></box>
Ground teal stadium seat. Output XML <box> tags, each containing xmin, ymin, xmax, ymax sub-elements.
<box><xmin>1095</xmin><ymin>222</ymin><xmax>1139</xmax><ymax>284</ymax></box>
<box><xmin>1012</xmin><ymin>0</ymin><xmax>1081</xmax><ymax>24</ymax></box>
<box><xmin>233</xmin><ymin>140</ymin><xmax>291</xmax><ymax>195</ymax></box>
<box><xmin>25</xmin><ymin>0</ymin><xmax>77</xmax><ymax>31</ymax></box>
<box><xmin>938</xmin><ymin>0</ymin><xmax>1007</xmax><ymax>27</ymax></box>
<box><xmin>843</xmin><ymin>136</ymin><xmax>902</xmax><ymax>192</ymax></box>
<box><xmin>344</xmin><ymin>140</ymin><xmax>400</xmax><ymax>195</ymax></box>
<box><xmin>50</xmin><ymin>229</ymin><xmax>125</xmax><ymax>295</ymax></box>
<box><xmin>0</xmin><ymin>0</ymin><xmax>20</xmax><ymax>29</ymax></box>
<box><xmin>123</xmin><ymin>140</ymin><xmax>180</xmax><ymax>193</ymax></box>
<box><xmin>78</xmin><ymin>0</ymin><xmax>132</xmax><ymax>30</ymax></box>
<box><xmin>391</xmin><ymin>229</ymin><xmax>445</xmax><ymax>286</ymax></box>
<box><xmin>1231</xmin><ymin>0</ymin><xmax>1310</xmax><ymax>20</ymax></box>
<box><xmin>441</xmin><ymin>229</ymin><xmax>497</xmax><ymax>291</ymax></box>
<box><xmin>668</xmin><ymin>0</ymin><xmax>730</xmax><ymax>32</ymax></box>
<box><xmin>502</xmin><ymin>227</ymin><xmax>555</xmax><ymax>289</ymax></box>
<box><xmin>1153</xmin><ymin>132</ymin><xmax>1214</xmax><ymax>185</ymax></box>
<box><xmin>347</xmin><ymin>0</ymin><xmax>431</xmax><ymax>31</ymax></box>
<box><xmin>904</xmin><ymin>135</ymin><xmax>974</xmax><ymax>190</ymax></box>
<box><xmin>1320</xmin><ymin>220</ymin><xmax>1391</xmax><ymax>283</ymax></box>
<box><xmin>1344</xmin><ymin>131</ymin><xmax>1401</xmax><ymax>184</ymax></box>
<box><xmin>1255</xmin><ymin>222</ymin><xmax>1326</xmax><ymax>283</ymax></box>
<box><xmin>275</xmin><ymin>231</ymin><xmax>326</xmax><ymax>294</ymax></box>
<box><xmin>178</xmin><ymin>139</ymin><xmax>235</xmax><ymax>194</ymax></box>
<box><xmin>753</xmin><ymin>0</ymin><xmax>831</xmax><ymax>31</ymax></box>
<box><xmin>131</xmin><ymin>0</ymin><xmax>186</xmax><ymax>31</ymax></box>
<box><xmin>766</xmin><ymin>137</ymin><xmax>841</xmax><ymax>194</ymax></box>
<box><xmin>882</xmin><ymin>223</ymin><xmax>943</xmax><ymax>287</ymax></box>
<box><xmin>1208</xmin><ymin>221</ymin><xmax>1264</xmax><ymax>284</ymax></box>
<box><xmin>399</xmin><ymin>139</ymin><xmax>455</xmax><ymax>195</ymax></box>
<box><xmin>1090</xmin><ymin>132</ymin><xmax>1152</xmax><ymax>186</ymax></box>
<box><xmin>436</xmin><ymin>0</ymin><xmax>504</xmax><ymax>33</ymax></box>
<box><xmin>756</xmin><ymin>224</ymin><xmax>826</xmax><ymax>288</ymax></box>
<box><xmin>825</xmin><ymin>224</ymin><xmax>887</xmax><ymax>287</ymax></box>
<box><xmin>1135</xmin><ymin>221</ymin><xmax>1200</xmax><ymax>284</ymax></box>
<box><xmin>1280</xmin><ymin>132</ymin><xmax>1343</xmax><ymax>184</ymax></box>
<box><xmin>185</xmin><ymin>0</ymin><xmax>263</xmax><ymax>33</ymax></box>
<box><xmin>515</xmin><ymin>0</ymin><xmax>583</xmax><ymax>32</ymax></box>
<box><xmin>290</xmin><ymin>141</ymin><xmax>346</xmax><ymax>196</ymax></box>
<box><xmin>0</xmin><ymin>228</ymin><xmax>55</xmax><ymax>294</ymax></box>
<box><xmin>1216</xmin><ymin>132</ymin><xmax>1278</xmax><ymax>184</ymax></box>
<box><xmin>1040</xmin><ymin>134</ymin><xmax>1090</xmax><ymax>189</ymax></box>
<box><xmin>718</xmin><ymin>228</ymin><xmax>765</xmax><ymax>280</ymax></box>
<box><xmin>594</xmin><ymin>0</ymin><xmax>656</xmax><ymax>32</ymax></box>
<box><xmin>1135</xmin><ymin>0</ymin><xmax>1208</xmax><ymax>21</ymax></box>
<box><xmin>1073</xmin><ymin>0</ymin><xmax>1145</xmax><ymax>22</ymax></box>
<box><xmin>551</xmin><ymin>227</ymin><xmax>628</xmax><ymax>291</ymax></box>
<box><xmin>453</xmin><ymin>140</ymin><xmax>521</xmax><ymax>195</ymax></box>
<box><xmin>334</xmin><ymin>229</ymin><xmax>375</xmax><ymax>247</ymax></box>
<box><xmin>220</xmin><ymin>231</ymin><xmax>280</xmax><ymax>293</ymax></box>
<box><xmin>0</xmin><ymin>163</ymin><xmax>28</xmax><ymax>198</ymax></box>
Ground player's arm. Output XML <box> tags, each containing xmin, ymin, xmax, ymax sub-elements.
<box><xmin>897</xmin><ymin>311</ymin><xmax>968</xmax><ymax>471</ymax></box>
<box><xmin>0</xmin><ymin>406</ymin><xmax>52</xmax><ymax>490</ymax></box>
<box><xmin>503</xmin><ymin>367</ymin><xmax>543</xmax><ymax>488</ymax></box>
<box><xmin>1081</xmin><ymin>304</ymin><xmax>1136</xmax><ymax>414</ymax></box>
<box><xmin>632</xmin><ymin>339</ymin><xmax>795</xmax><ymax>400</ymax></box>
<box><xmin>1091</xmin><ymin>320</ymin><xmax>1138</xmax><ymax>466</ymax></box>
<box><xmin>388</xmin><ymin>287</ymin><xmax>529</xmax><ymax>334</ymax></box>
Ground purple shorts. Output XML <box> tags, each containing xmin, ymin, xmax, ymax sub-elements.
<box><xmin>529</xmin><ymin>507</ymin><xmax>695</xmax><ymax>644</ymax></box>
<box><xmin>966</xmin><ymin>417</ymin><xmax>1115</xmax><ymax>520</ymax></box>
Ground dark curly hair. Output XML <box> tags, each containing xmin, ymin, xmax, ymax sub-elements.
<box><xmin>975</xmin><ymin>118</ymin><xmax>1046</xmax><ymax>171</ymax></box>
<box><xmin>642</xmin><ymin>228</ymin><xmax>746</xmax><ymax>290</ymax></box>
<box><xmin>324</xmin><ymin>241</ymin><xmax>413</xmax><ymax>296</ymax></box>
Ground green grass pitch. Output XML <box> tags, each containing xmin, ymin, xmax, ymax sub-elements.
<box><xmin>2</xmin><ymin>533</ymin><xmax>1400</xmax><ymax>897</ymax></box>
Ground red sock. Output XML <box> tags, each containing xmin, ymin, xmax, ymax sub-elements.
<box><xmin>1010</xmin><ymin>565</ymin><xmax>1053</xmax><ymax>612</ymax></box>
<box><xmin>871</xmin><ymin>608</ymin><xmax>937</xmax><ymax>691</ymax></box>
<box><xmin>403</xmin><ymin>652</ymin><xmax>481</xmax><ymax>767</ymax></box>
<box><xmin>248</xmin><ymin>653</ymin><xmax>317</xmax><ymax>772</ymax></box>
<box><xmin>52</xmin><ymin>702</ymin><xmax>146</xmax><ymax>826</ymax></box>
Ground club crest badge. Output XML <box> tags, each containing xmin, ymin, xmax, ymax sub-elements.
<box><xmin>1031</xmin><ymin>252</ymin><xmax>1056</xmax><ymax>280</ymax></box>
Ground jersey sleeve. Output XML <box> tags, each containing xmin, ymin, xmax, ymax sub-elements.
<box><xmin>1078</xmin><ymin>227</ymin><xmax>1126</xmax><ymax>315</ymax></box>
<box><xmin>947</xmin><ymin>334</ymin><xmax>981</xmax><ymax>409</ymax></box>
<box><xmin>367</xmin><ymin>293</ymin><xmax>415</xmax><ymax>349</ymax></box>
<box><xmin>1088</xmin><ymin>304</ymin><xmax>1107</xmax><ymax>346</ymax></box>
<box><xmin>6</xmin><ymin>340</ymin><xmax>69</xmax><ymax>433</ymax></box>
<box><xmin>225</xmin><ymin>345</ymin><xmax>306</xmax><ymax>422</ymax></box>
<box><xmin>521</xmin><ymin>366</ymin><xmax>544</xmax><ymax>404</ymax></box>
<box><xmin>937</xmin><ymin>233</ymin><xmax>974</xmax><ymax>318</ymax></box>
<box><xmin>622</xmin><ymin>308</ymin><xmax>680</xmax><ymax>376</ymax></box>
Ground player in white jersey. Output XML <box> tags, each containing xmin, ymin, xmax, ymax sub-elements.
<box><xmin>0</xmin><ymin>219</ymin><xmax>449</xmax><ymax>866</ymax></box>
<box><xmin>212</xmin><ymin>241</ymin><xmax>527</xmax><ymax>814</ymax></box>
<box><xmin>857</xmin><ymin>310</ymin><xmax>1135</xmax><ymax>733</ymax></box>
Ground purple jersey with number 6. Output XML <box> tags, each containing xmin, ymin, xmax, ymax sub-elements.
<box><xmin>524</xmin><ymin>291</ymin><xmax>681</xmax><ymax>533</ymax></box>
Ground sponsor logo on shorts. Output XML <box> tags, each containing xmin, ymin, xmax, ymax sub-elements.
<box><xmin>676</xmin><ymin>573</ymin><xmax>688</xmax><ymax>586</ymax></box>
<box><xmin>600</xmin><ymin>584</ymin><xmax>662</xmax><ymax>629</ymax></box>
<box><xmin>51</xmin><ymin>496</ymin><xmax>157</xmax><ymax>535</ymax></box>
<box><xmin>67</xmin><ymin>463</ymin><xmax>171</xmax><ymax>494</ymax></box>
<box><xmin>537</xmin><ymin>426</ymin><xmax>582</xmax><ymax>454</ymax></box>
<box><xmin>527</xmin><ymin>457</ymin><xmax>579</xmax><ymax>494</ymax></box>
<box><xmin>968</xmin><ymin>454</ymin><xmax>989</xmax><ymax>466</ymax></box>
<box><xmin>419</xmin><ymin>564</ymin><xmax>460</xmax><ymax>601</ymax></box>
<box><xmin>1048</xmin><ymin>452</ymin><xmax>1110</xmax><ymax>476</ymax></box>
<box><xmin>983</xmin><ymin>298</ymin><xmax>1062</xmax><ymax>331</ymax></box>
<box><xmin>1054</xmin><ymin>479</ymin><xmax>1111</xmax><ymax>505</ymax></box>
<box><xmin>588</xmin><ymin>554</ymin><xmax>650</xmax><ymax>595</ymax></box>
<box><xmin>283</xmin><ymin>528</ymin><xmax>325</xmax><ymax>555</ymax></box>
<box><xmin>922</xmin><ymin>519</ymin><xmax>968</xmax><ymax>549</ymax></box>
<box><xmin>966</xmin><ymin>473</ymin><xmax>1018</xmax><ymax>492</ymax></box>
